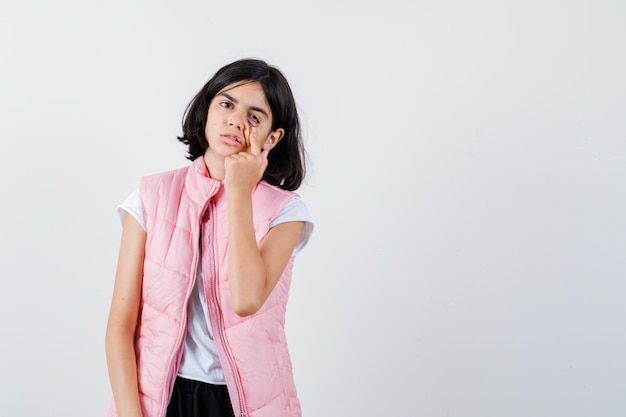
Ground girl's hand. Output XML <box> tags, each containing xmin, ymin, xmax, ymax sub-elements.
<box><xmin>224</xmin><ymin>127</ymin><xmax>268</xmax><ymax>195</ymax></box>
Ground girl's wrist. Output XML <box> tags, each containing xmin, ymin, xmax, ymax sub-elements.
<box><xmin>226</xmin><ymin>188</ymin><xmax>253</xmax><ymax>205</ymax></box>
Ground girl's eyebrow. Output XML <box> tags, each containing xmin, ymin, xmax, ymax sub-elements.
<box><xmin>220</xmin><ymin>92</ymin><xmax>269</xmax><ymax>118</ymax></box>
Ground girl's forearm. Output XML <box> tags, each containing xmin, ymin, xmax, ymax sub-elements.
<box><xmin>227</xmin><ymin>191</ymin><xmax>267</xmax><ymax>317</ymax></box>
<box><xmin>105</xmin><ymin>326</ymin><xmax>144</xmax><ymax>417</ymax></box>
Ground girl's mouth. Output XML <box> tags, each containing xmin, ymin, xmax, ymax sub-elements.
<box><xmin>222</xmin><ymin>134</ymin><xmax>241</xmax><ymax>144</ymax></box>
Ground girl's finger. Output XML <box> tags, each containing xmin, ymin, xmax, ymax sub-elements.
<box><xmin>248</xmin><ymin>127</ymin><xmax>263</xmax><ymax>156</ymax></box>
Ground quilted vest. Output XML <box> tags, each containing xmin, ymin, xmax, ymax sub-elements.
<box><xmin>105</xmin><ymin>157</ymin><xmax>302</xmax><ymax>417</ymax></box>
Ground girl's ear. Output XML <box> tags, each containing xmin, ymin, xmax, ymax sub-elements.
<box><xmin>263</xmin><ymin>128</ymin><xmax>285</xmax><ymax>152</ymax></box>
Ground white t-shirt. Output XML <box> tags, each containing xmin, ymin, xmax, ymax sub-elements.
<box><xmin>118</xmin><ymin>189</ymin><xmax>313</xmax><ymax>384</ymax></box>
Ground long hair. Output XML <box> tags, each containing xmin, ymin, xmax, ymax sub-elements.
<box><xmin>177</xmin><ymin>59</ymin><xmax>305</xmax><ymax>191</ymax></box>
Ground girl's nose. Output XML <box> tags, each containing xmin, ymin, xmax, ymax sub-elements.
<box><xmin>228</xmin><ymin>112</ymin><xmax>245</xmax><ymax>130</ymax></box>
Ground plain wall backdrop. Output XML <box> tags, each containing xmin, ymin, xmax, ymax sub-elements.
<box><xmin>1</xmin><ymin>1</ymin><xmax>625</xmax><ymax>416</ymax></box>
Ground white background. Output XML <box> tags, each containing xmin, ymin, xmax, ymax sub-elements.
<box><xmin>1</xmin><ymin>1</ymin><xmax>625</xmax><ymax>416</ymax></box>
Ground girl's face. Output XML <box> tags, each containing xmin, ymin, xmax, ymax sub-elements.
<box><xmin>204</xmin><ymin>81</ymin><xmax>284</xmax><ymax>159</ymax></box>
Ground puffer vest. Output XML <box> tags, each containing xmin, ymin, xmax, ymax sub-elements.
<box><xmin>105</xmin><ymin>157</ymin><xmax>302</xmax><ymax>417</ymax></box>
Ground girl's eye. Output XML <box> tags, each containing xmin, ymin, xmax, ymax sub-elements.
<box><xmin>249</xmin><ymin>114</ymin><xmax>260</xmax><ymax>125</ymax></box>
<box><xmin>220</xmin><ymin>102</ymin><xmax>232</xmax><ymax>109</ymax></box>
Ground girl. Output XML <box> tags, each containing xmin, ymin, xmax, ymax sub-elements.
<box><xmin>105</xmin><ymin>59</ymin><xmax>313</xmax><ymax>417</ymax></box>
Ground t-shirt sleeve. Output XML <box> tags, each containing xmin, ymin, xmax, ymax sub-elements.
<box><xmin>117</xmin><ymin>188</ymin><xmax>146</xmax><ymax>231</ymax></box>
<box><xmin>269</xmin><ymin>197</ymin><xmax>314</xmax><ymax>256</ymax></box>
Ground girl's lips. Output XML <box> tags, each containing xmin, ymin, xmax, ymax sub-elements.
<box><xmin>221</xmin><ymin>134</ymin><xmax>241</xmax><ymax>145</ymax></box>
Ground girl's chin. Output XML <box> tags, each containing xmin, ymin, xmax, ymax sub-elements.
<box><xmin>205</xmin><ymin>147</ymin><xmax>241</xmax><ymax>159</ymax></box>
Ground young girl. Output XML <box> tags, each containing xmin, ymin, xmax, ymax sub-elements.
<box><xmin>105</xmin><ymin>59</ymin><xmax>313</xmax><ymax>417</ymax></box>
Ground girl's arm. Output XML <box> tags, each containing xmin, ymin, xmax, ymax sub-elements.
<box><xmin>224</xmin><ymin>127</ymin><xmax>305</xmax><ymax>317</ymax></box>
<box><xmin>227</xmin><ymin>190</ymin><xmax>304</xmax><ymax>317</ymax></box>
<box><xmin>105</xmin><ymin>214</ymin><xmax>146</xmax><ymax>417</ymax></box>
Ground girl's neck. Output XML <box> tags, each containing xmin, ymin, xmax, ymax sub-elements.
<box><xmin>203</xmin><ymin>151</ymin><xmax>225</xmax><ymax>181</ymax></box>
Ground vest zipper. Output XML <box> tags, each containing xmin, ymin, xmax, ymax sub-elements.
<box><xmin>205</xmin><ymin>201</ymin><xmax>249</xmax><ymax>417</ymax></box>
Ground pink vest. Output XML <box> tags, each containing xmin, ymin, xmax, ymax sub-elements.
<box><xmin>106</xmin><ymin>157</ymin><xmax>302</xmax><ymax>417</ymax></box>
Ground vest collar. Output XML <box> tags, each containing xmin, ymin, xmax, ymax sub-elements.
<box><xmin>184</xmin><ymin>156</ymin><xmax>222</xmax><ymax>206</ymax></box>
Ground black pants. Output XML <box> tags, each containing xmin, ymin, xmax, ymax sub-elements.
<box><xmin>166</xmin><ymin>377</ymin><xmax>235</xmax><ymax>417</ymax></box>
